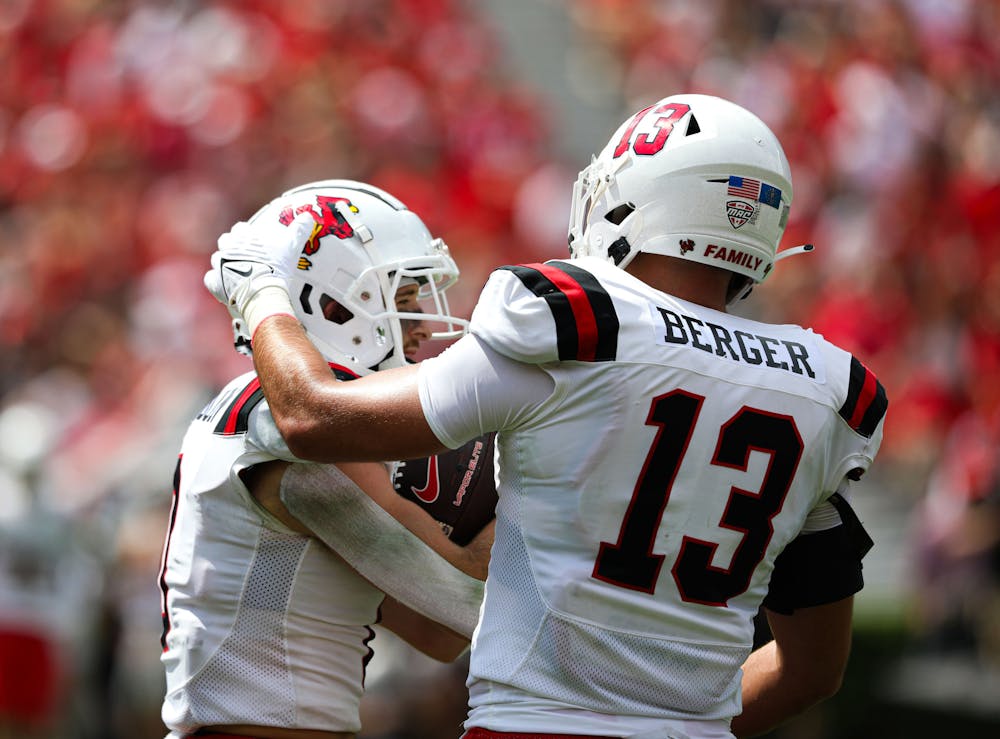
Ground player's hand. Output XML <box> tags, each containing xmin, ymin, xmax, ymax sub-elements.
<box><xmin>204</xmin><ymin>213</ymin><xmax>315</xmax><ymax>332</ymax></box>
<box><xmin>204</xmin><ymin>220</ymin><xmax>283</xmax><ymax>315</ymax></box>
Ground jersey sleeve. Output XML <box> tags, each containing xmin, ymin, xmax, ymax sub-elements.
<box><xmin>470</xmin><ymin>265</ymin><xmax>561</xmax><ymax>363</ymax></box>
<box><xmin>196</xmin><ymin>371</ymin><xmax>300</xmax><ymax>462</ymax></box>
<box><xmin>417</xmin><ymin>333</ymin><xmax>554</xmax><ymax>449</ymax></box>
<box><xmin>245</xmin><ymin>401</ymin><xmax>299</xmax><ymax>461</ymax></box>
<box><xmin>823</xmin><ymin>350</ymin><xmax>889</xmax><ymax>492</ymax></box>
<box><xmin>470</xmin><ymin>261</ymin><xmax>621</xmax><ymax>364</ymax></box>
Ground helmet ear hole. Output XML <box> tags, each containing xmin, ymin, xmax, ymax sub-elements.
<box><xmin>319</xmin><ymin>293</ymin><xmax>354</xmax><ymax>325</ymax></box>
<box><xmin>604</xmin><ymin>203</ymin><xmax>636</xmax><ymax>225</ymax></box>
<box><xmin>608</xmin><ymin>238</ymin><xmax>631</xmax><ymax>266</ymax></box>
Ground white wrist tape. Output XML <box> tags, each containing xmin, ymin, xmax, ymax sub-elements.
<box><xmin>244</xmin><ymin>284</ymin><xmax>297</xmax><ymax>338</ymax></box>
<box><xmin>280</xmin><ymin>462</ymin><xmax>484</xmax><ymax>638</ymax></box>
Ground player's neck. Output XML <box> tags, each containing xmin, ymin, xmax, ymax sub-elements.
<box><xmin>625</xmin><ymin>253</ymin><xmax>730</xmax><ymax>312</ymax></box>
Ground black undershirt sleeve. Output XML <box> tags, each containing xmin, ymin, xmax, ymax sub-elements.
<box><xmin>763</xmin><ymin>492</ymin><xmax>874</xmax><ymax>615</ymax></box>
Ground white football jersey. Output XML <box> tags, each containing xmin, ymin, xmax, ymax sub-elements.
<box><xmin>159</xmin><ymin>366</ymin><xmax>384</xmax><ymax>737</ymax></box>
<box><xmin>419</xmin><ymin>256</ymin><xmax>887</xmax><ymax>735</ymax></box>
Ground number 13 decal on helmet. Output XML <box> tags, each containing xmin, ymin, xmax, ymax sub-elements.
<box><xmin>612</xmin><ymin>102</ymin><xmax>692</xmax><ymax>158</ymax></box>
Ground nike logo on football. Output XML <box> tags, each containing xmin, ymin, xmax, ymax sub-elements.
<box><xmin>411</xmin><ymin>455</ymin><xmax>440</xmax><ymax>503</ymax></box>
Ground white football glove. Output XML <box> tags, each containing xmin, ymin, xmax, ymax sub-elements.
<box><xmin>204</xmin><ymin>214</ymin><xmax>316</xmax><ymax>340</ymax></box>
<box><xmin>204</xmin><ymin>220</ymin><xmax>285</xmax><ymax>313</ymax></box>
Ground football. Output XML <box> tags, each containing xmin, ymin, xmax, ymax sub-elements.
<box><xmin>392</xmin><ymin>432</ymin><xmax>498</xmax><ymax>545</ymax></box>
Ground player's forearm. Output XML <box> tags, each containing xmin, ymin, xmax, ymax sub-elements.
<box><xmin>732</xmin><ymin>639</ymin><xmax>842</xmax><ymax>737</ymax></box>
<box><xmin>252</xmin><ymin>315</ymin><xmax>440</xmax><ymax>462</ymax></box>
<box><xmin>280</xmin><ymin>463</ymin><xmax>484</xmax><ymax>637</ymax></box>
<box><xmin>251</xmin><ymin>315</ymin><xmax>347</xmax><ymax>460</ymax></box>
<box><xmin>383</xmin><ymin>494</ymin><xmax>491</xmax><ymax>579</ymax></box>
<box><xmin>380</xmin><ymin>597</ymin><xmax>472</xmax><ymax>662</ymax></box>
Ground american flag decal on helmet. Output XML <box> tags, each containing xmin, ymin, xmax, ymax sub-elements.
<box><xmin>728</xmin><ymin>176</ymin><xmax>782</xmax><ymax>209</ymax></box>
<box><xmin>504</xmin><ymin>261</ymin><xmax>619</xmax><ymax>362</ymax></box>
<box><xmin>838</xmin><ymin>356</ymin><xmax>888</xmax><ymax>438</ymax></box>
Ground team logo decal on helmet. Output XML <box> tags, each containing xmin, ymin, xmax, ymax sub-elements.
<box><xmin>726</xmin><ymin>201</ymin><xmax>756</xmax><ymax>229</ymax></box>
<box><xmin>679</xmin><ymin>238</ymin><xmax>695</xmax><ymax>254</ymax></box>
<box><xmin>278</xmin><ymin>195</ymin><xmax>358</xmax><ymax>256</ymax></box>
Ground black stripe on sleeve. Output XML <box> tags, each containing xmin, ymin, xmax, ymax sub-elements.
<box><xmin>213</xmin><ymin>383</ymin><xmax>266</xmax><ymax>436</ymax></box>
<box><xmin>838</xmin><ymin>356</ymin><xmax>867</xmax><ymax>424</ymax></box>
<box><xmin>503</xmin><ymin>265</ymin><xmax>579</xmax><ymax>361</ymax></box>
<box><xmin>857</xmin><ymin>380</ymin><xmax>888</xmax><ymax>438</ymax></box>
<box><xmin>549</xmin><ymin>260</ymin><xmax>620</xmax><ymax>362</ymax></box>
<box><xmin>502</xmin><ymin>263</ymin><xmax>620</xmax><ymax>362</ymax></box>
<box><xmin>837</xmin><ymin>356</ymin><xmax>888</xmax><ymax>438</ymax></box>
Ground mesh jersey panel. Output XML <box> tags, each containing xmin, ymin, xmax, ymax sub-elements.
<box><xmin>469</xmin><ymin>469</ymin><xmax>742</xmax><ymax>720</ymax></box>
<box><xmin>184</xmin><ymin>529</ymin><xmax>306</xmax><ymax>726</ymax></box>
<box><xmin>162</xmin><ymin>371</ymin><xmax>385</xmax><ymax>735</ymax></box>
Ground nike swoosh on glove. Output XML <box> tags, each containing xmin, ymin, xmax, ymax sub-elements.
<box><xmin>204</xmin><ymin>214</ymin><xmax>315</xmax><ymax>317</ymax></box>
<box><xmin>205</xmin><ymin>248</ymin><xmax>285</xmax><ymax>316</ymax></box>
<box><xmin>204</xmin><ymin>213</ymin><xmax>316</xmax><ymax>338</ymax></box>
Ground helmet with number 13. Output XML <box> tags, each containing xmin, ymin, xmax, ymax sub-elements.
<box><xmin>568</xmin><ymin>93</ymin><xmax>812</xmax><ymax>303</ymax></box>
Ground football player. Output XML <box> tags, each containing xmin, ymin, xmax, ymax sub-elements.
<box><xmin>160</xmin><ymin>181</ymin><xmax>495</xmax><ymax>739</ymax></box>
<box><xmin>206</xmin><ymin>96</ymin><xmax>888</xmax><ymax>739</ymax></box>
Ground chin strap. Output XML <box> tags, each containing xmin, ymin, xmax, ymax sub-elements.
<box><xmin>775</xmin><ymin>243</ymin><xmax>815</xmax><ymax>262</ymax></box>
<box><xmin>729</xmin><ymin>243</ymin><xmax>815</xmax><ymax>305</ymax></box>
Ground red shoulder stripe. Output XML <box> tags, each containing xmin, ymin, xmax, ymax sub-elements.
<box><xmin>847</xmin><ymin>366</ymin><xmax>878</xmax><ymax>431</ymax></box>
<box><xmin>838</xmin><ymin>357</ymin><xmax>888</xmax><ymax>438</ymax></box>
<box><xmin>502</xmin><ymin>262</ymin><xmax>619</xmax><ymax>362</ymax></box>
<box><xmin>217</xmin><ymin>378</ymin><xmax>263</xmax><ymax>435</ymax></box>
<box><xmin>530</xmin><ymin>262</ymin><xmax>601</xmax><ymax>361</ymax></box>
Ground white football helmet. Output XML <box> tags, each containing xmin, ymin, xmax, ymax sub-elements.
<box><xmin>238</xmin><ymin>179</ymin><xmax>466</xmax><ymax>370</ymax></box>
<box><xmin>568</xmin><ymin>94</ymin><xmax>811</xmax><ymax>301</ymax></box>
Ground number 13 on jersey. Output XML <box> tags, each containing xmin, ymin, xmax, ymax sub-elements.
<box><xmin>592</xmin><ymin>390</ymin><xmax>803</xmax><ymax>607</ymax></box>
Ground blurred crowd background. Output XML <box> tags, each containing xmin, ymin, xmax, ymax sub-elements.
<box><xmin>1</xmin><ymin>0</ymin><xmax>999</xmax><ymax>737</ymax></box>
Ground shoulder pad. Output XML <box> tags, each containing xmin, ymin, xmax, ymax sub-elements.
<box><xmin>470</xmin><ymin>260</ymin><xmax>620</xmax><ymax>364</ymax></box>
